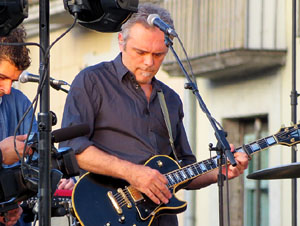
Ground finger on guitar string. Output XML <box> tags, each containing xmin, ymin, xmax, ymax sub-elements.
<box><xmin>126</xmin><ymin>164</ymin><xmax>172</xmax><ymax>205</ymax></box>
<box><xmin>223</xmin><ymin>151</ymin><xmax>248</xmax><ymax>179</ymax></box>
<box><xmin>144</xmin><ymin>188</ymin><xmax>161</xmax><ymax>205</ymax></box>
<box><xmin>150</xmin><ymin>183</ymin><xmax>170</xmax><ymax>205</ymax></box>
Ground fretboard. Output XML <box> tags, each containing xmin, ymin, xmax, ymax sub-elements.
<box><xmin>164</xmin><ymin>135</ymin><xmax>278</xmax><ymax>188</ymax></box>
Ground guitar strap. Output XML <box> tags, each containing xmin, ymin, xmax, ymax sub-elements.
<box><xmin>157</xmin><ymin>90</ymin><xmax>181</xmax><ymax>165</ymax></box>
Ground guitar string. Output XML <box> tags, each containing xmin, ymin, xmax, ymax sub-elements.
<box><xmin>162</xmin><ymin>128</ymin><xmax>284</xmax><ymax>188</ymax></box>
<box><xmin>165</xmin><ymin>130</ymin><xmax>278</xmax><ymax>184</ymax></box>
<box><xmin>108</xmin><ymin>127</ymin><xmax>299</xmax><ymax>211</ymax></box>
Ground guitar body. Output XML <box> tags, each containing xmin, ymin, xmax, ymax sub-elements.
<box><xmin>72</xmin><ymin>155</ymin><xmax>187</xmax><ymax>226</ymax></box>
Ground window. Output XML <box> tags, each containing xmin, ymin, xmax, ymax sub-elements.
<box><xmin>223</xmin><ymin>116</ymin><xmax>269</xmax><ymax>226</ymax></box>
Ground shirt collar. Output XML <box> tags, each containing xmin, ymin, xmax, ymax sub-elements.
<box><xmin>112</xmin><ymin>53</ymin><xmax>161</xmax><ymax>89</ymax></box>
<box><xmin>113</xmin><ymin>53</ymin><xmax>130</xmax><ymax>82</ymax></box>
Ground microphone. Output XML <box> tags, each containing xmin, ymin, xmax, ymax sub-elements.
<box><xmin>27</xmin><ymin>124</ymin><xmax>90</xmax><ymax>148</ymax></box>
<box><xmin>147</xmin><ymin>14</ymin><xmax>177</xmax><ymax>38</ymax></box>
<box><xmin>19</xmin><ymin>71</ymin><xmax>69</xmax><ymax>86</ymax></box>
<box><xmin>51</xmin><ymin>124</ymin><xmax>90</xmax><ymax>143</ymax></box>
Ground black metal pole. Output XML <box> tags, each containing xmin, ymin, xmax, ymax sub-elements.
<box><xmin>164</xmin><ymin>35</ymin><xmax>235</xmax><ymax>226</ymax></box>
<box><xmin>38</xmin><ymin>0</ymin><xmax>52</xmax><ymax>226</ymax></box>
<box><xmin>291</xmin><ymin>1</ymin><xmax>297</xmax><ymax>226</ymax></box>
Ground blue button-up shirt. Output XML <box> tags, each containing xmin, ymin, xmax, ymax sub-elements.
<box><xmin>0</xmin><ymin>87</ymin><xmax>37</xmax><ymax>140</ymax></box>
<box><xmin>0</xmin><ymin>87</ymin><xmax>37</xmax><ymax>226</ymax></box>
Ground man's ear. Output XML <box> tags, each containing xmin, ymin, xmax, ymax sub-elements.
<box><xmin>118</xmin><ymin>33</ymin><xmax>124</xmax><ymax>50</ymax></box>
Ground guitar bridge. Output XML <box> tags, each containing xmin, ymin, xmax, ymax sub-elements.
<box><xmin>107</xmin><ymin>191</ymin><xmax>123</xmax><ymax>215</ymax></box>
<box><xmin>118</xmin><ymin>188</ymin><xmax>132</xmax><ymax>208</ymax></box>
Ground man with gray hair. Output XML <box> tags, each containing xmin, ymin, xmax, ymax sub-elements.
<box><xmin>61</xmin><ymin>3</ymin><xmax>248</xmax><ymax>225</ymax></box>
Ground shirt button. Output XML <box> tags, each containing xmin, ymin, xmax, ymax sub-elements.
<box><xmin>144</xmin><ymin>109</ymin><xmax>150</xmax><ymax>115</ymax></box>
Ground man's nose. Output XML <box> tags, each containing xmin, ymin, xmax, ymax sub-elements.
<box><xmin>144</xmin><ymin>54</ymin><xmax>154</xmax><ymax>67</ymax></box>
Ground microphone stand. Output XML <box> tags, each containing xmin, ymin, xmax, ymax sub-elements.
<box><xmin>39</xmin><ymin>1</ymin><xmax>52</xmax><ymax>226</ymax></box>
<box><xmin>164</xmin><ymin>34</ymin><xmax>236</xmax><ymax>226</ymax></box>
<box><xmin>291</xmin><ymin>1</ymin><xmax>298</xmax><ymax>225</ymax></box>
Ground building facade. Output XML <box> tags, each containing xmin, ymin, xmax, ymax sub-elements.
<box><xmin>19</xmin><ymin>0</ymin><xmax>299</xmax><ymax>225</ymax></box>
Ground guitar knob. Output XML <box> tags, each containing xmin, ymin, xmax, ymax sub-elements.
<box><xmin>157</xmin><ymin>160</ymin><xmax>163</xmax><ymax>167</ymax></box>
<box><xmin>105</xmin><ymin>223</ymin><xmax>111</xmax><ymax>226</ymax></box>
<box><xmin>119</xmin><ymin>215</ymin><xmax>126</xmax><ymax>223</ymax></box>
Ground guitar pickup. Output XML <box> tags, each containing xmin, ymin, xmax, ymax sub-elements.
<box><xmin>127</xmin><ymin>186</ymin><xmax>144</xmax><ymax>202</ymax></box>
<box><xmin>107</xmin><ymin>191</ymin><xmax>123</xmax><ymax>215</ymax></box>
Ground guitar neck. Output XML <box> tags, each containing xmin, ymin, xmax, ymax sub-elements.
<box><xmin>165</xmin><ymin>134</ymin><xmax>278</xmax><ymax>188</ymax></box>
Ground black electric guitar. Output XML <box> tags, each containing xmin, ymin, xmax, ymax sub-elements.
<box><xmin>72</xmin><ymin>124</ymin><xmax>300</xmax><ymax>226</ymax></box>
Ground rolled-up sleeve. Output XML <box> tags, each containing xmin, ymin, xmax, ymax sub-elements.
<box><xmin>59</xmin><ymin>70</ymin><xmax>101</xmax><ymax>154</ymax></box>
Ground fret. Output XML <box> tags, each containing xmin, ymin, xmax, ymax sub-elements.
<box><xmin>179</xmin><ymin>170</ymin><xmax>188</xmax><ymax>180</ymax></box>
<box><xmin>166</xmin><ymin>174</ymin><xmax>175</xmax><ymax>185</ymax></box>
<box><xmin>192</xmin><ymin>164</ymin><xmax>200</xmax><ymax>175</ymax></box>
<box><xmin>265</xmin><ymin>136</ymin><xmax>276</xmax><ymax>145</ymax></box>
<box><xmin>187</xmin><ymin>166</ymin><xmax>195</xmax><ymax>177</ymax></box>
<box><xmin>212</xmin><ymin>157</ymin><xmax>218</xmax><ymax>167</ymax></box>
<box><xmin>257</xmin><ymin>138</ymin><xmax>269</xmax><ymax>149</ymax></box>
<box><xmin>249</xmin><ymin>142</ymin><xmax>260</xmax><ymax>152</ymax></box>
<box><xmin>244</xmin><ymin>145</ymin><xmax>253</xmax><ymax>154</ymax></box>
<box><xmin>186</xmin><ymin>168</ymin><xmax>194</xmax><ymax>178</ymax></box>
<box><xmin>208</xmin><ymin>158</ymin><xmax>217</xmax><ymax>169</ymax></box>
<box><xmin>203</xmin><ymin>160</ymin><xmax>213</xmax><ymax>170</ymax></box>
<box><xmin>173</xmin><ymin>172</ymin><xmax>181</xmax><ymax>182</ymax></box>
<box><xmin>199</xmin><ymin>162</ymin><xmax>207</xmax><ymax>172</ymax></box>
<box><xmin>235</xmin><ymin>147</ymin><xmax>244</xmax><ymax>153</ymax></box>
<box><xmin>182</xmin><ymin>168</ymin><xmax>191</xmax><ymax>179</ymax></box>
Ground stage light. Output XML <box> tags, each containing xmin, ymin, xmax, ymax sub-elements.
<box><xmin>63</xmin><ymin>0</ymin><xmax>139</xmax><ymax>32</ymax></box>
<box><xmin>0</xmin><ymin>0</ymin><xmax>28</xmax><ymax>36</ymax></box>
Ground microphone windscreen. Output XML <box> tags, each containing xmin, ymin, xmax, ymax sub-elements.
<box><xmin>52</xmin><ymin>124</ymin><xmax>90</xmax><ymax>143</ymax></box>
<box><xmin>19</xmin><ymin>71</ymin><xmax>29</xmax><ymax>83</ymax></box>
<box><xmin>147</xmin><ymin>14</ymin><xmax>159</xmax><ymax>26</ymax></box>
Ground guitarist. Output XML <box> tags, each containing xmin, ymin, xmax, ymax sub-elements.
<box><xmin>60</xmin><ymin>3</ymin><xmax>249</xmax><ymax>226</ymax></box>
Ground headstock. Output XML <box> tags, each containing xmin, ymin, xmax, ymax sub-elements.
<box><xmin>275</xmin><ymin>124</ymin><xmax>300</xmax><ymax>146</ymax></box>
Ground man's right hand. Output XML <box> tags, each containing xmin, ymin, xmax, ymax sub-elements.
<box><xmin>126</xmin><ymin>164</ymin><xmax>172</xmax><ymax>205</ymax></box>
<box><xmin>0</xmin><ymin>135</ymin><xmax>31</xmax><ymax>165</ymax></box>
<box><xmin>76</xmin><ymin>146</ymin><xmax>173</xmax><ymax>205</ymax></box>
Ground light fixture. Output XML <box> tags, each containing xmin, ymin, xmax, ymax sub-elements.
<box><xmin>0</xmin><ymin>0</ymin><xmax>28</xmax><ymax>36</ymax></box>
<box><xmin>63</xmin><ymin>0</ymin><xmax>139</xmax><ymax>32</ymax></box>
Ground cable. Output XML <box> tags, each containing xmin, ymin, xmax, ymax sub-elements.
<box><xmin>176</xmin><ymin>36</ymin><xmax>197</xmax><ymax>87</ymax></box>
<box><xmin>176</xmin><ymin>35</ymin><xmax>225</xmax><ymax>132</ymax></box>
<box><xmin>0</xmin><ymin>14</ymin><xmax>79</xmax><ymax>192</ymax></box>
